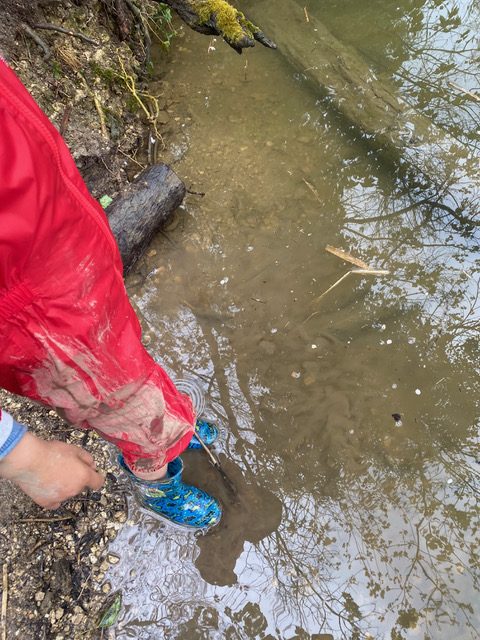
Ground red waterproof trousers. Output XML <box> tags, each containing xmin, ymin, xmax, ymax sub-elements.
<box><xmin>0</xmin><ymin>59</ymin><xmax>194</xmax><ymax>472</ymax></box>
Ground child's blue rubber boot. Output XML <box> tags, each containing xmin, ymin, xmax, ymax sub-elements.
<box><xmin>187</xmin><ymin>419</ymin><xmax>219</xmax><ymax>450</ymax></box>
<box><xmin>118</xmin><ymin>455</ymin><xmax>222</xmax><ymax>530</ymax></box>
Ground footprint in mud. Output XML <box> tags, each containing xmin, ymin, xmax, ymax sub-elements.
<box><xmin>182</xmin><ymin>451</ymin><xmax>283</xmax><ymax>587</ymax></box>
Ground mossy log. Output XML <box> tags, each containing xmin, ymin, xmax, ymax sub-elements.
<box><xmin>160</xmin><ymin>0</ymin><xmax>276</xmax><ymax>52</ymax></box>
<box><xmin>106</xmin><ymin>164</ymin><xmax>185</xmax><ymax>274</ymax></box>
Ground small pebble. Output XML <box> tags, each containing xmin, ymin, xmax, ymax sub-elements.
<box><xmin>291</xmin><ymin>371</ymin><xmax>301</xmax><ymax>379</ymax></box>
<box><xmin>415</xmin><ymin>389</ymin><xmax>421</xmax><ymax>395</ymax></box>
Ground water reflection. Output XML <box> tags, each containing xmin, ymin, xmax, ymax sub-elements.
<box><xmin>110</xmin><ymin>0</ymin><xmax>479</xmax><ymax>638</ymax></box>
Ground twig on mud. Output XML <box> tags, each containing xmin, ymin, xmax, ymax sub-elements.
<box><xmin>59</xmin><ymin>105</ymin><xmax>72</xmax><ymax>136</ymax></box>
<box><xmin>33</xmin><ymin>23</ymin><xmax>99</xmax><ymax>46</ymax></box>
<box><xmin>311</xmin><ymin>271</ymin><xmax>353</xmax><ymax>305</ymax></box>
<box><xmin>1</xmin><ymin>563</ymin><xmax>7</xmax><ymax>640</ymax></box>
<box><xmin>26</xmin><ymin>539</ymin><xmax>51</xmax><ymax>559</ymax></box>
<box><xmin>77</xmin><ymin>72</ymin><xmax>109</xmax><ymax>139</ymax></box>
<box><xmin>13</xmin><ymin>513</ymin><xmax>75</xmax><ymax>524</ymax></box>
<box><xmin>314</xmin><ymin>268</ymin><xmax>388</xmax><ymax>302</ymax></box>
<box><xmin>302</xmin><ymin>178</ymin><xmax>322</xmax><ymax>203</ymax></box>
<box><xmin>117</xmin><ymin>147</ymin><xmax>146</xmax><ymax>169</ymax></box>
<box><xmin>303</xmin><ymin>268</ymin><xmax>390</xmax><ymax>323</ymax></box>
<box><xmin>124</xmin><ymin>0</ymin><xmax>152</xmax><ymax>68</ymax></box>
<box><xmin>303</xmin><ymin>245</ymin><xmax>390</xmax><ymax>323</ymax></box>
<box><xmin>76</xmin><ymin>568</ymin><xmax>93</xmax><ymax>602</ymax></box>
<box><xmin>303</xmin><ymin>7</ymin><xmax>310</xmax><ymax>23</ymax></box>
<box><xmin>21</xmin><ymin>23</ymin><xmax>51</xmax><ymax>60</ymax></box>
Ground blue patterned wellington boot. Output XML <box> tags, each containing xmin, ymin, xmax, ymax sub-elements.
<box><xmin>118</xmin><ymin>456</ymin><xmax>222</xmax><ymax>530</ymax></box>
<box><xmin>187</xmin><ymin>419</ymin><xmax>219</xmax><ymax>450</ymax></box>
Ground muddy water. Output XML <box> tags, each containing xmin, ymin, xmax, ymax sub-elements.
<box><xmin>107</xmin><ymin>1</ymin><xmax>479</xmax><ymax>638</ymax></box>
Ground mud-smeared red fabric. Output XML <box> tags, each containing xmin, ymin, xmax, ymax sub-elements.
<box><xmin>0</xmin><ymin>59</ymin><xmax>194</xmax><ymax>471</ymax></box>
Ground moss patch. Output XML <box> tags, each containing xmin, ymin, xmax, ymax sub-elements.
<box><xmin>193</xmin><ymin>0</ymin><xmax>258</xmax><ymax>45</ymax></box>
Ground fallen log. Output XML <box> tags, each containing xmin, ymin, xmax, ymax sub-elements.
<box><xmin>106</xmin><ymin>163</ymin><xmax>185</xmax><ymax>274</ymax></box>
<box><xmin>242</xmin><ymin>0</ymin><xmax>478</xmax><ymax>208</ymax></box>
<box><xmin>244</xmin><ymin>0</ymin><xmax>412</xmax><ymax>148</ymax></box>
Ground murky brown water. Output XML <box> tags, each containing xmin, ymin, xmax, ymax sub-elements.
<box><xmin>107</xmin><ymin>1</ymin><xmax>479</xmax><ymax>638</ymax></box>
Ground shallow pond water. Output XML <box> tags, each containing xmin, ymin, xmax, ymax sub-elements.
<box><xmin>107</xmin><ymin>1</ymin><xmax>479</xmax><ymax>638</ymax></box>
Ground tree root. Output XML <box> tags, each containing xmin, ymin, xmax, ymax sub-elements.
<box><xmin>114</xmin><ymin>0</ymin><xmax>133</xmax><ymax>41</ymax></box>
<box><xmin>124</xmin><ymin>0</ymin><xmax>152</xmax><ymax>68</ymax></box>
<box><xmin>115</xmin><ymin>56</ymin><xmax>164</xmax><ymax>149</ymax></box>
<box><xmin>33</xmin><ymin>23</ymin><xmax>100</xmax><ymax>46</ymax></box>
<box><xmin>21</xmin><ymin>23</ymin><xmax>51</xmax><ymax>59</ymax></box>
<box><xmin>77</xmin><ymin>71</ymin><xmax>109</xmax><ymax>140</ymax></box>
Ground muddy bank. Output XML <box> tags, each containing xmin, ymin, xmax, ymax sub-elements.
<box><xmin>0</xmin><ymin>2</ymin><xmax>186</xmax><ymax>638</ymax></box>
<box><xmin>0</xmin><ymin>0</ymin><xmax>185</xmax><ymax>199</ymax></box>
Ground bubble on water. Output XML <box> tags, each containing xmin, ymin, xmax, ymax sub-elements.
<box><xmin>220</xmin><ymin>277</ymin><xmax>229</xmax><ymax>285</ymax></box>
<box><xmin>386</xmin><ymin>339</ymin><xmax>393</xmax><ymax>345</ymax></box>
<box><xmin>415</xmin><ymin>388</ymin><xmax>421</xmax><ymax>395</ymax></box>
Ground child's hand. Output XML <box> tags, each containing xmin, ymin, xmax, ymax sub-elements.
<box><xmin>0</xmin><ymin>432</ymin><xmax>104</xmax><ymax>509</ymax></box>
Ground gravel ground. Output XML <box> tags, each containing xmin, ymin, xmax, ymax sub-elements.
<box><xmin>0</xmin><ymin>389</ymin><xmax>129</xmax><ymax>639</ymax></box>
